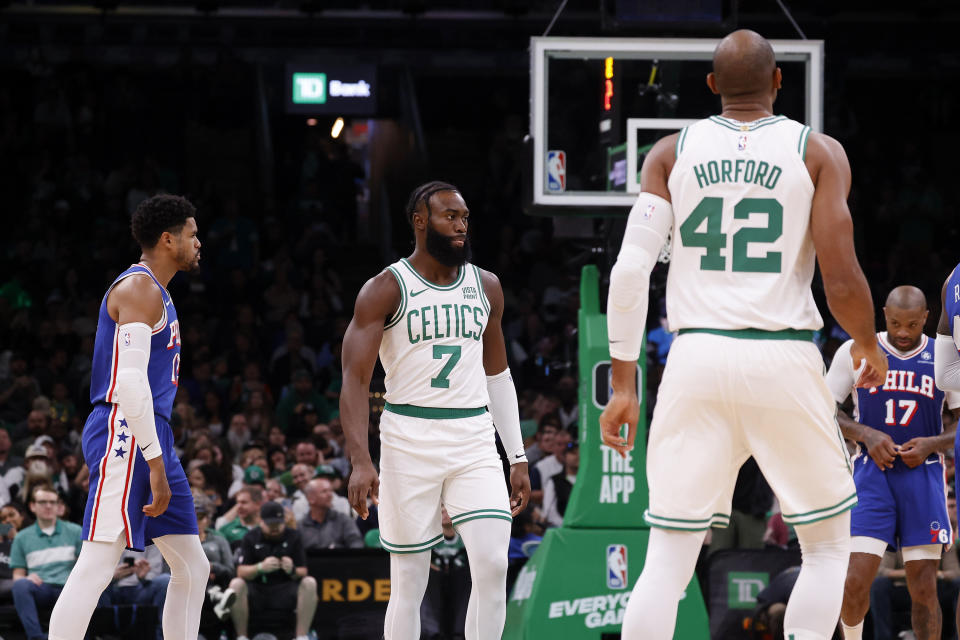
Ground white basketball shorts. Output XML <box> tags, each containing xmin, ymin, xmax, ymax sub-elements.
<box><xmin>644</xmin><ymin>331</ymin><xmax>856</xmax><ymax>531</ymax></box>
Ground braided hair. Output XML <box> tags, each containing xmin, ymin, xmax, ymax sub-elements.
<box><xmin>404</xmin><ymin>181</ymin><xmax>460</xmax><ymax>228</ymax></box>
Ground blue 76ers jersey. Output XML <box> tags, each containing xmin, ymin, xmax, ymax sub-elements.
<box><xmin>855</xmin><ymin>334</ymin><xmax>944</xmax><ymax>470</ymax></box>
<box><xmin>89</xmin><ymin>263</ymin><xmax>181</xmax><ymax>420</ymax></box>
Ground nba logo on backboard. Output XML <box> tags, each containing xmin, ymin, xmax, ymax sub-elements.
<box><xmin>546</xmin><ymin>150</ymin><xmax>566</xmax><ymax>192</ymax></box>
<box><xmin>606</xmin><ymin>544</ymin><xmax>628</xmax><ymax>590</ymax></box>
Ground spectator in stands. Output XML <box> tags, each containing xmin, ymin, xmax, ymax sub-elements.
<box><xmin>298</xmin><ymin>477</ymin><xmax>362</xmax><ymax>550</ymax></box>
<box><xmin>275</xmin><ymin>370</ymin><xmax>329</xmax><ymax>434</ymax></box>
<box><xmin>216</xmin><ymin>486</ymin><xmax>263</xmax><ymax>545</ymax></box>
<box><xmin>529</xmin><ymin>427</ymin><xmax>571</xmax><ymax>506</ymax></box>
<box><xmin>225</xmin><ymin>413</ymin><xmax>252</xmax><ymax>460</ymax></box>
<box><xmin>10</xmin><ymin>486</ymin><xmax>86</xmax><ymax>640</ymax></box>
<box><xmin>314</xmin><ymin>464</ymin><xmax>351</xmax><ymax>516</ymax></box>
<box><xmin>267</xmin><ymin>446</ymin><xmax>288</xmax><ymax>477</ymax></box>
<box><xmin>0</xmin><ymin>353</ymin><xmax>40</xmax><ymax>424</ymax></box>
<box><xmin>268</xmin><ymin>325</ymin><xmax>317</xmax><ymax>399</ymax></box>
<box><xmin>523</xmin><ymin>416</ymin><xmax>558</xmax><ymax>467</ymax></box>
<box><xmin>265</xmin><ymin>478</ymin><xmax>294</xmax><ymax>511</ymax></box>
<box><xmin>541</xmin><ymin>441</ymin><xmax>578</xmax><ymax>528</ymax></box>
<box><xmin>12</xmin><ymin>410</ymin><xmax>49</xmax><ymax>457</ymax></box>
<box><xmin>554</xmin><ymin>376</ymin><xmax>578</xmax><ymax>431</ymax></box>
<box><xmin>104</xmin><ymin>546</ymin><xmax>170</xmax><ymax>640</ymax></box>
<box><xmin>288</xmin><ymin>463</ymin><xmax>315</xmax><ymax>521</ymax></box>
<box><xmin>0</xmin><ymin>428</ymin><xmax>23</xmax><ymax>476</ymax></box>
<box><xmin>222</xmin><ymin>502</ymin><xmax>317</xmax><ymax>640</ymax></box>
<box><xmin>0</xmin><ymin>502</ymin><xmax>22</xmax><ymax>600</ymax></box>
<box><xmin>6</xmin><ymin>443</ymin><xmax>54</xmax><ymax>506</ymax></box>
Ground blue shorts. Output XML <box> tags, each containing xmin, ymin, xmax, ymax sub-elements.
<box><xmin>81</xmin><ymin>404</ymin><xmax>197</xmax><ymax>551</ymax></box>
<box><xmin>850</xmin><ymin>453</ymin><xmax>951</xmax><ymax>549</ymax></box>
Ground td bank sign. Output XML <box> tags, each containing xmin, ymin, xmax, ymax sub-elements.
<box><xmin>292</xmin><ymin>73</ymin><xmax>372</xmax><ymax>104</ymax></box>
<box><xmin>287</xmin><ymin>65</ymin><xmax>377</xmax><ymax>115</ymax></box>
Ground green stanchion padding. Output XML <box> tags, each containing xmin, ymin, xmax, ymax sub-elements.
<box><xmin>504</xmin><ymin>528</ymin><xmax>709</xmax><ymax>639</ymax></box>
<box><xmin>505</xmin><ymin>266</ymin><xmax>709</xmax><ymax>639</ymax></box>
<box><xmin>564</xmin><ymin>264</ymin><xmax>647</xmax><ymax>529</ymax></box>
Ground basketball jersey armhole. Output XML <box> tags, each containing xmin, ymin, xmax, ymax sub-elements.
<box><xmin>798</xmin><ymin>126</ymin><xmax>812</xmax><ymax>161</ymax></box>
<box><xmin>472</xmin><ymin>265</ymin><xmax>491</xmax><ymax>314</ymax></box>
<box><xmin>384</xmin><ymin>266</ymin><xmax>407</xmax><ymax>329</ymax></box>
<box><xmin>103</xmin><ymin>271</ymin><xmax>167</xmax><ymax>334</ymax></box>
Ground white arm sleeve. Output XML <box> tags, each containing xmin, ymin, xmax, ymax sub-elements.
<box><xmin>607</xmin><ymin>193</ymin><xmax>674</xmax><ymax>361</ymax></box>
<box><xmin>824</xmin><ymin>340</ymin><xmax>856</xmax><ymax>403</ymax></box>
<box><xmin>486</xmin><ymin>368</ymin><xmax>526</xmax><ymax>465</ymax></box>
<box><xmin>114</xmin><ymin>322</ymin><xmax>162</xmax><ymax>461</ymax></box>
<box><xmin>935</xmin><ymin>334</ymin><xmax>960</xmax><ymax>392</ymax></box>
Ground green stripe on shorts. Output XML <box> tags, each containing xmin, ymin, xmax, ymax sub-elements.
<box><xmin>678</xmin><ymin>328</ymin><xmax>814</xmax><ymax>341</ymax></box>
<box><xmin>384</xmin><ymin>403</ymin><xmax>487</xmax><ymax>419</ymax></box>
<box><xmin>781</xmin><ymin>492</ymin><xmax>858</xmax><ymax>525</ymax></box>
<box><xmin>379</xmin><ymin>533</ymin><xmax>444</xmax><ymax>554</ymax></box>
<box><xmin>643</xmin><ymin>510</ymin><xmax>730</xmax><ymax>531</ymax></box>
<box><xmin>450</xmin><ymin>508</ymin><xmax>513</xmax><ymax>524</ymax></box>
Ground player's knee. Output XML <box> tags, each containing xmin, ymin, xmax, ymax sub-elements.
<box><xmin>299</xmin><ymin>576</ymin><xmax>317</xmax><ymax>596</ymax></box>
<box><xmin>842</xmin><ymin>572</ymin><xmax>869</xmax><ymax>605</ymax></box>
<box><xmin>907</xmin><ymin>578</ymin><xmax>938</xmax><ymax>604</ymax></box>
<box><xmin>12</xmin><ymin>579</ymin><xmax>33</xmax><ymax>597</ymax></box>
<box><xmin>229</xmin><ymin>577</ymin><xmax>246</xmax><ymax>594</ymax></box>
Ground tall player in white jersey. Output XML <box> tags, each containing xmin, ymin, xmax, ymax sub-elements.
<box><xmin>600</xmin><ymin>30</ymin><xmax>888</xmax><ymax>640</ymax></box>
<box><xmin>341</xmin><ymin>181</ymin><xmax>530</xmax><ymax>640</ymax></box>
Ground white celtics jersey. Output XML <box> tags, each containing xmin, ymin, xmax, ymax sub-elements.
<box><xmin>665</xmin><ymin>115</ymin><xmax>823</xmax><ymax>332</ymax></box>
<box><xmin>380</xmin><ymin>258</ymin><xmax>490</xmax><ymax>408</ymax></box>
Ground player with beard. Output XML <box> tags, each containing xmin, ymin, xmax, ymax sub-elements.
<box><xmin>49</xmin><ymin>195</ymin><xmax>210</xmax><ymax>640</ymax></box>
<box><xmin>342</xmin><ymin>181</ymin><xmax>530</xmax><ymax>639</ymax></box>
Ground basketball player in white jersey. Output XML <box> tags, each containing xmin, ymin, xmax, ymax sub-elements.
<box><xmin>341</xmin><ymin>181</ymin><xmax>530</xmax><ymax>640</ymax></box>
<box><xmin>599</xmin><ymin>30</ymin><xmax>888</xmax><ymax>640</ymax></box>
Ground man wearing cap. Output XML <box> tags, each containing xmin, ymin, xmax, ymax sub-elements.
<box><xmin>222</xmin><ymin>501</ymin><xmax>317</xmax><ymax>640</ymax></box>
<box><xmin>298</xmin><ymin>477</ymin><xmax>362</xmax><ymax>551</ymax></box>
<box><xmin>217</xmin><ymin>486</ymin><xmax>264</xmax><ymax>545</ymax></box>
<box><xmin>5</xmin><ymin>444</ymin><xmax>53</xmax><ymax>505</ymax></box>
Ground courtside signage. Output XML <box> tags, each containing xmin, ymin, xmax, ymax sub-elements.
<box><xmin>286</xmin><ymin>64</ymin><xmax>377</xmax><ymax>115</ymax></box>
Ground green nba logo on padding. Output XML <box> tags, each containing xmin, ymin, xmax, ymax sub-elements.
<box><xmin>293</xmin><ymin>73</ymin><xmax>327</xmax><ymax>104</ymax></box>
<box><xmin>727</xmin><ymin>572</ymin><xmax>768</xmax><ymax>609</ymax></box>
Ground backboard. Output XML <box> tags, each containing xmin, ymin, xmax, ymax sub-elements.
<box><xmin>529</xmin><ymin>37</ymin><xmax>824</xmax><ymax>213</ymax></box>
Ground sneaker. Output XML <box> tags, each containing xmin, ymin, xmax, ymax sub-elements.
<box><xmin>207</xmin><ymin>585</ymin><xmax>224</xmax><ymax>603</ymax></box>
<box><xmin>213</xmin><ymin>587</ymin><xmax>237</xmax><ymax>620</ymax></box>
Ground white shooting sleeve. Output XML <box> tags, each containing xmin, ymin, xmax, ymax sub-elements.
<box><xmin>114</xmin><ymin>322</ymin><xmax>162</xmax><ymax>460</ymax></box>
<box><xmin>607</xmin><ymin>193</ymin><xmax>674</xmax><ymax>361</ymax></box>
<box><xmin>486</xmin><ymin>368</ymin><xmax>526</xmax><ymax>464</ymax></box>
<box><xmin>935</xmin><ymin>333</ymin><xmax>960</xmax><ymax>392</ymax></box>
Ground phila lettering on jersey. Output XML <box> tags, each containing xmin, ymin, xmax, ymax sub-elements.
<box><xmin>89</xmin><ymin>263</ymin><xmax>181</xmax><ymax>420</ymax></box>
<box><xmin>379</xmin><ymin>258</ymin><xmax>489</xmax><ymax>409</ymax></box>
<box><xmin>828</xmin><ymin>332</ymin><xmax>960</xmax><ymax>461</ymax></box>
<box><xmin>666</xmin><ymin>115</ymin><xmax>821</xmax><ymax>332</ymax></box>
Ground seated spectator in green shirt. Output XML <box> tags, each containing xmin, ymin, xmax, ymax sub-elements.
<box><xmin>275</xmin><ymin>371</ymin><xmax>331</xmax><ymax>436</ymax></box>
<box><xmin>216</xmin><ymin>487</ymin><xmax>263</xmax><ymax>546</ymax></box>
<box><xmin>11</xmin><ymin>486</ymin><xmax>92</xmax><ymax>640</ymax></box>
